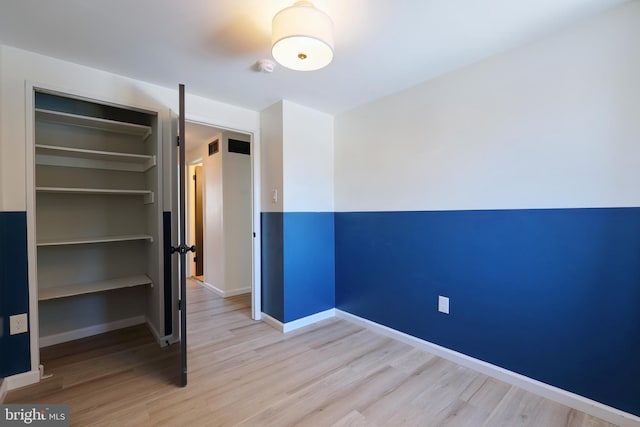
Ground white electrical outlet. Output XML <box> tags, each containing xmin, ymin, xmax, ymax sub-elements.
<box><xmin>438</xmin><ymin>296</ymin><xmax>450</xmax><ymax>314</ymax></box>
<box><xmin>10</xmin><ymin>313</ymin><xmax>28</xmax><ymax>335</ymax></box>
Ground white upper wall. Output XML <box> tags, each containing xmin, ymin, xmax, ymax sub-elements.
<box><xmin>260</xmin><ymin>102</ymin><xmax>284</xmax><ymax>213</ymax></box>
<box><xmin>334</xmin><ymin>1</ymin><xmax>640</xmax><ymax>212</ymax></box>
<box><xmin>282</xmin><ymin>100</ymin><xmax>334</xmax><ymax>212</ymax></box>
<box><xmin>0</xmin><ymin>45</ymin><xmax>260</xmax><ymax>211</ymax></box>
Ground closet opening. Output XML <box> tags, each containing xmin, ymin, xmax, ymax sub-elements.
<box><xmin>26</xmin><ymin>87</ymin><xmax>179</xmax><ymax>386</ymax></box>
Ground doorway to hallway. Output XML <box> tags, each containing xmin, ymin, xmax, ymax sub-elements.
<box><xmin>184</xmin><ymin>121</ymin><xmax>254</xmax><ymax>313</ymax></box>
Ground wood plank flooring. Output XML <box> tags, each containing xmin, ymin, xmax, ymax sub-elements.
<box><xmin>6</xmin><ymin>280</ymin><xmax>617</xmax><ymax>426</ymax></box>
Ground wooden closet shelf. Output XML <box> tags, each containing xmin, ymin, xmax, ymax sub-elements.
<box><xmin>36</xmin><ymin>187</ymin><xmax>154</xmax><ymax>203</ymax></box>
<box><xmin>36</xmin><ymin>108</ymin><xmax>152</xmax><ymax>139</ymax></box>
<box><xmin>37</xmin><ymin>234</ymin><xmax>153</xmax><ymax>247</ymax></box>
<box><xmin>38</xmin><ymin>275</ymin><xmax>153</xmax><ymax>301</ymax></box>
<box><xmin>35</xmin><ymin>144</ymin><xmax>156</xmax><ymax>172</ymax></box>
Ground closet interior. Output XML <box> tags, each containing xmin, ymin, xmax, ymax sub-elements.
<box><xmin>33</xmin><ymin>91</ymin><xmax>168</xmax><ymax>347</ymax></box>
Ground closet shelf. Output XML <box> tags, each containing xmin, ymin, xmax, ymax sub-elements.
<box><xmin>38</xmin><ymin>275</ymin><xmax>153</xmax><ymax>301</ymax></box>
<box><xmin>36</xmin><ymin>186</ymin><xmax>154</xmax><ymax>204</ymax></box>
<box><xmin>36</xmin><ymin>108</ymin><xmax>152</xmax><ymax>139</ymax></box>
<box><xmin>37</xmin><ymin>234</ymin><xmax>153</xmax><ymax>247</ymax></box>
<box><xmin>35</xmin><ymin>144</ymin><xmax>156</xmax><ymax>172</ymax></box>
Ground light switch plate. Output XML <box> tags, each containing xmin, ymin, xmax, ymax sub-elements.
<box><xmin>438</xmin><ymin>296</ymin><xmax>450</xmax><ymax>314</ymax></box>
<box><xmin>10</xmin><ymin>313</ymin><xmax>28</xmax><ymax>335</ymax></box>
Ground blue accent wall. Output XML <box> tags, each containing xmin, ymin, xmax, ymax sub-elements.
<box><xmin>261</xmin><ymin>212</ymin><xmax>284</xmax><ymax>321</ymax></box>
<box><xmin>335</xmin><ymin>208</ymin><xmax>640</xmax><ymax>416</ymax></box>
<box><xmin>261</xmin><ymin>212</ymin><xmax>335</xmax><ymax>323</ymax></box>
<box><xmin>0</xmin><ymin>211</ymin><xmax>31</xmax><ymax>378</ymax></box>
<box><xmin>283</xmin><ymin>212</ymin><xmax>335</xmax><ymax>322</ymax></box>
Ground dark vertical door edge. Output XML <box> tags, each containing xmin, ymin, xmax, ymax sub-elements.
<box><xmin>178</xmin><ymin>84</ymin><xmax>188</xmax><ymax>387</ymax></box>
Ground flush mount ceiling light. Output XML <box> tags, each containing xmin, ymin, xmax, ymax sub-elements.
<box><xmin>271</xmin><ymin>1</ymin><xmax>334</xmax><ymax>71</ymax></box>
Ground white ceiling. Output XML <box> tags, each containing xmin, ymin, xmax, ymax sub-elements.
<box><xmin>0</xmin><ymin>0</ymin><xmax>629</xmax><ymax>114</ymax></box>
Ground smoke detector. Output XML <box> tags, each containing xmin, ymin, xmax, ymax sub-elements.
<box><xmin>255</xmin><ymin>59</ymin><xmax>276</xmax><ymax>73</ymax></box>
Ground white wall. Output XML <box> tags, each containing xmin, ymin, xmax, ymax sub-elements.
<box><xmin>260</xmin><ymin>102</ymin><xmax>284</xmax><ymax>212</ymax></box>
<box><xmin>260</xmin><ymin>100</ymin><xmax>334</xmax><ymax>213</ymax></box>
<box><xmin>283</xmin><ymin>101</ymin><xmax>334</xmax><ymax>212</ymax></box>
<box><xmin>334</xmin><ymin>1</ymin><xmax>640</xmax><ymax>212</ymax></box>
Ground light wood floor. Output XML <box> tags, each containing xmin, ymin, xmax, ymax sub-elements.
<box><xmin>7</xmin><ymin>280</ymin><xmax>616</xmax><ymax>426</ymax></box>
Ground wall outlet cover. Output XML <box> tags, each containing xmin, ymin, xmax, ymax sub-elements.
<box><xmin>438</xmin><ymin>296</ymin><xmax>450</xmax><ymax>314</ymax></box>
<box><xmin>10</xmin><ymin>313</ymin><xmax>29</xmax><ymax>335</ymax></box>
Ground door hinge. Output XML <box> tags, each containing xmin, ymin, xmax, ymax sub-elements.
<box><xmin>253</xmin><ymin>232</ymin><xmax>256</xmax><ymax>238</ymax></box>
<box><xmin>193</xmin><ymin>175</ymin><xmax>196</xmax><ymax>181</ymax></box>
<box><xmin>176</xmin><ymin>135</ymin><xmax>181</xmax><ymax>146</ymax></box>
<box><xmin>193</xmin><ymin>257</ymin><xmax>197</xmax><ymax>263</ymax></box>
<box><xmin>178</xmin><ymin>299</ymin><xmax>182</xmax><ymax>310</ymax></box>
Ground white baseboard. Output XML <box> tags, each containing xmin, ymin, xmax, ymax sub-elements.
<box><xmin>5</xmin><ymin>369</ymin><xmax>40</xmax><ymax>392</ymax></box>
<box><xmin>262</xmin><ymin>309</ymin><xmax>336</xmax><ymax>333</ymax></box>
<box><xmin>282</xmin><ymin>309</ymin><xmax>335</xmax><ymax>333</ymax></box>
<box><xmin>39</xmin><ymin>316</ymin><xmax>146</xmax><ymax>348</ymax></box>
<box><xmin>260</xmin><ymin>312</ymin><xmax>283</xmax><ymax>332</ymax></box>
<box><xmin>224</xmin><ymin>287</ymin><xmax>251</xmax><ymax>297</ymax></box>
<box><xmin>199</xmin><ymin>281</ymin><xmax>250</xmax><ymax>298</ymax></box>
<box><xmin>335</xmin><ymin>310</ymin><xmax>640</xmax><ymax>427</ymax></box>
<box><xmin>0</xmin><ymin>378</ymin><xmax>8</xmax><ymax>402</ymax></box>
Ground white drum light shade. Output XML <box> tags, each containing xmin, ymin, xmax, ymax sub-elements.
<box><xmin>272</xmin><ymin>1</ymin><xmax>334</xmax><ymax>71</ymax></box>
